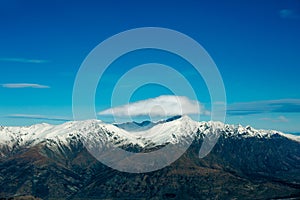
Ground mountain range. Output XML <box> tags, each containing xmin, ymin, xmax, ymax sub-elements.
<box><xmin>0</xmin><ymin>116</ymin><xmax>299</xmax><ymax>199</ymax></box>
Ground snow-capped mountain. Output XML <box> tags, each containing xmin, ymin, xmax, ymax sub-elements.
<box><xmin>0</xmin><ymin>115</ymin><xmax>299</xmax><ymax>155</ymax></box>
<box><xmin>1</xmin><ymin>116</ymin><xmax>300</xmax><ymax>199</ymax></box>
<box><xmin>0</xmin><ymin>116</ymin><xmax>194</xmax><ymax>153</ymax></box>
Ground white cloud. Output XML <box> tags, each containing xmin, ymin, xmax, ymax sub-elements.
<box><xmin>1</xmin><ymin>83</ymin><xmax>50</xmax><ymax>88</ymax></box>
<box><xmin>0</xmin><ymin>58</ymin><xmax>49</xmax><ymax>63</ymax></box>
<box><xmin>98</xmin><ymin>95</ymin><xmax>209</xmax><ymax>117</ymax></box>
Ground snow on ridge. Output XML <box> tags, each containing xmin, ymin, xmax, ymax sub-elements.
<box><xmin>0</xmin><ymin>116</ymin><xmax>299</xmax><ymax>151</ymax></box>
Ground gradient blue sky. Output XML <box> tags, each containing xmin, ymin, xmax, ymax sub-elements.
<box><xmin>0</xmin><ymin>0</ymin><xmax>300</xmax><ymax>133</ymax></box>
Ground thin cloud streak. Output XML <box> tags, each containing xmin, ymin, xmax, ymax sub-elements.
<box><xmin>227</xmin><ymin>99</ymin><xmax>300</xmax><ymax>116</ymax></box>
<box><xmin>0</xmin><ymin>58</ymin><xmax>49</xmax><ymax>64</ymax></box>
<box><xmin>279</xmin><ymin>9</ymin><xmax>300</xmax><ymax>20</ymax></box>
<box><xmin>5</xmin><ymin>114</ymin><xmax>71</xmax><ymax>122</ymax></box>
<box><xmin>260</xmin><ymin>116</ymin><xmax>289</xmax><ymax>123</ymax></box>
<box><xmin>1</xmin><ymin>83</ymin><xmax>50</xmax><ymax>88</ymax></box>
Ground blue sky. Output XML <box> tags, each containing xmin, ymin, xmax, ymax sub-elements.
<box><xmin>0</xmin><ymin>0</ymin><xmax>300</xmax><ymax>133</ymax></box>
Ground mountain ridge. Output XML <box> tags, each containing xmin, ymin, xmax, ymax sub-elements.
<box><xmin>1</xmin><ymin>115</ymin><xmax>299</xmax><ymax>152</ymax></box>
<box><xmin>0</xmin><ymin>116</ymin><xmax>300</xmax><ymax>199</ymax></box>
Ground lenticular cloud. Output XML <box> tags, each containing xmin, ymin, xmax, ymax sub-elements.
<box><xmin>98</xmin><ymin>95</ymin><xmax>209</xmax><ymax>117</ymax></box>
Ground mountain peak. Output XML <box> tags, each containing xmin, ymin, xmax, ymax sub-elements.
<box><xmin>0</xmin><ymin>117</ymin><xmax>299</xmax><ymax>156</ymax></box>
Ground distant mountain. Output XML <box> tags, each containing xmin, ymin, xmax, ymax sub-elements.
<box><xmin>114</xmin><ymin>120</ymin><xmax>155</xmax><ymax>132</ymax></box>
<box><xmin>113</xmin><ymin>115</ymin><xmax>182</xmax><ymax>131</ymax></box>
<box><xmin>0</xmin><ymin>116</ymin><xmax>299</xmax><ymax>199</ymax></box>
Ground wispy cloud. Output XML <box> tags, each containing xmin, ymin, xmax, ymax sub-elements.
<box><xmin>98</xmin><ymin>95</ymin><xmax>209</xmax><ymax>117</ymax></box>
<box><xmin>0</xmin><ymin>58</ymin><xmax>49</xmax><ymax>64</ymax></box>
<box><xmin>279</xmin><ymin>9</ymin><xmax>300</xmax><ymax>20</ymax></box>
<box><xmin>260</xmin><ymin>116</ymin><xmax>289</xmax><ymax>123</ymax></box>
<box><xmin>5</xmin><ymin>114</ymin><xmax>71</xmax><ymax>122</ymax></box>
<box><xmin>1</xmin><ymin>83</ymin><xmax>50</xmax><ymax>88</ymax></box>
<box><xmin>227</xmin><ymin>99</ymin><xmax>300</xmax><ymax>116</ymax></box>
